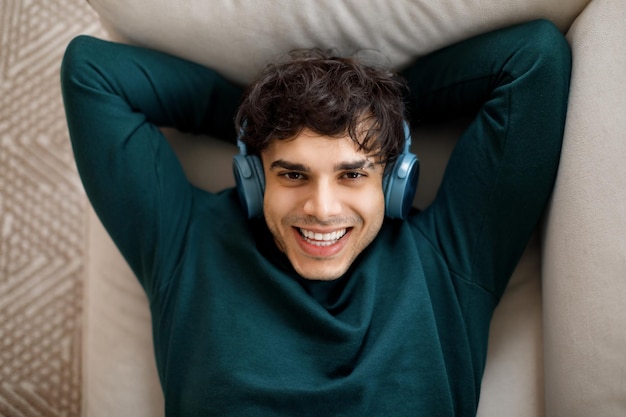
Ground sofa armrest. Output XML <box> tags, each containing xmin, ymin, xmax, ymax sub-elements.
<box><xmin>543</xmin><ymin>0</ymin><xmax>626</xmax><ymax>415</ymax></box>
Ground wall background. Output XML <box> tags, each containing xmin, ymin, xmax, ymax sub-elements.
<box><xmin>0</xmin><ymin>1</ymin><xmax>102</xmax><ymax>415</ymax></box>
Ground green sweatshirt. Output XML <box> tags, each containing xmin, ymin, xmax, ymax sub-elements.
<box><xmin>61</xmin><ymin>19</ymin><xmax>570</xmax><ymax>416</ymax></box>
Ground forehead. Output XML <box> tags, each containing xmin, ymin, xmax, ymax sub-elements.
<box><xmin>262</xmin><ymin>129</ymin><xmax>379</xmax><ymax>167</ymax></box>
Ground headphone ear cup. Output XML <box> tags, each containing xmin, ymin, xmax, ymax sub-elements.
<box><xmin>383</xmin><ymin>153</ymin><xmax>420</xmax><ymax>219</ymax></box>
<box><xmin>233</xmin><ymin>154</ymin><xmax>265</xmax><ymax>218</ymax></box>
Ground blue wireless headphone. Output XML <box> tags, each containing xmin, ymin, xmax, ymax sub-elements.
<box><xmin>233</xmin><ymin>121</ymin><xmax>419</xmax><ymax>220</ymax></box>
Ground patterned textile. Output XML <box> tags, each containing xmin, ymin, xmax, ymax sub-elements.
<box><xmin>0</xmin><ymin>1</ymin><xmax>102</xmax><ymax>415</ymax></box>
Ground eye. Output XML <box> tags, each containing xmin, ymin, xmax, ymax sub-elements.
<box><xmin>342</xmin><ymin>172</ymin><xmax>365</xmax><ymax>180</ymax></box>
<box><xmin>281</xmin><ymin>172</ymin><xmax>306</xmax><ymax>181</ymax></box>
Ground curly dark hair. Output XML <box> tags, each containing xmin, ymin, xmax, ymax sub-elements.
<box><xmin>235</xmin><ymin>48</ymin><xmax>408</xmax><ymax>165</ymax></box>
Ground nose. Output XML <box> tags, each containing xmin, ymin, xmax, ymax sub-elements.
<box><xmin>303</xmin><ymin>180</ymin><xmax>342</xmax><ymax>220</ymax></box>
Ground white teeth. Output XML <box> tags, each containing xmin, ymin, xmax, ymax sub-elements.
<box><xmin>299</xmin><ymin>228</ymin><xmax>347</xmax><ymax>246</ymax></box>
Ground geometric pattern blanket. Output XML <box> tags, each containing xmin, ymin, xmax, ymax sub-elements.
<box><xmin>0</xmin><ymin>1</ymin><xmax>102</xmax><ymax>415</ymax></box>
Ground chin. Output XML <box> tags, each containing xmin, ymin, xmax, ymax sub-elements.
<box><xmin>293</xmin><ymin>261</ymin><xmax>349</xmax><ymax>281</ymax></box>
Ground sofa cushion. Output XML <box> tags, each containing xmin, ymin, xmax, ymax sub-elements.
<box><xmin>89</xmin><ymin>0</ymin><xmax>589</xmax><ymax>84</ymax></box>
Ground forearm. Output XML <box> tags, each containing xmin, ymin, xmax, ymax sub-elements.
<box><xmin>61</xmin><ymin>35</ymin><xmax>242</xmax><ymax>139</ymax></box>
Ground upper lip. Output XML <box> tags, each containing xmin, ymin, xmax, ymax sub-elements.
<box><xmin>298</xmin><ymin>226</ymin><xmax>345</xmax><ymax>231</ymax></box>
<box><xmin>295</xmin><ymin>226</ymin><xmax>351</xmax><ymax>233</ymax></box>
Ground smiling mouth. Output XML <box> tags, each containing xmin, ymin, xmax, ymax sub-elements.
<box><xmin>297</xmin><ymin>228</ymin><xmax>348</xmax><ymax>247</ymax></box>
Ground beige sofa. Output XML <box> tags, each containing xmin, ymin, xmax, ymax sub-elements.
<box><xmin>81</xmin><ymin>0</ymin><xmax>626</xmax><ymax>416</ymax></box>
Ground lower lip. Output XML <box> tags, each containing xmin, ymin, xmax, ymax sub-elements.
<box><xmin>293</xmin><ymin>228</ymin><xmax>351</xmax><ymax>258</ymax></box>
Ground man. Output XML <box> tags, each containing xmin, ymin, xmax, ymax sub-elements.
<box><xmin>61</xmin><ymin>19</ymin><xmax>571</xmax><ymax>416</ymax></box>
<box><xmin>233</xmin><ymin>47</ymin><xmax>411</xmax><ymax>281</ymax></box>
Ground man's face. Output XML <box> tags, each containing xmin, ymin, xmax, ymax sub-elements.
<box><xmin>261</xmin><ymin>129</ymin><xmax>386</xmax><ymax>281</ymax></box>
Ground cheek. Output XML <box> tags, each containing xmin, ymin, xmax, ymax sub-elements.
<box><xmin>262</xmin><ymin>190</ymin><xmax>279</xmax><ymax>224</ymax></box>
<box><xmin>368</xmin><ymin>194</ymin><xmax>386</xmax><ymax>230</ymax></box>
<box><xmin>357</xmin><ymin>183</ymin><xmax>386</xmax><ymax>219</ymax></box>
<box><xmin>262</xmin><ymin>185</ymin><xmax>299</xmax><ymax>227</ymax></box>
<box><xmin>264</xmin><ymin>184</ymin><xmax>286</xmax><ymax>207</ymax></box>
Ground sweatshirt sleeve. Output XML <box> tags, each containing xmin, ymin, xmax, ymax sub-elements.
<box><xmin>60</xmin><ymin>35</ymin><xmax>242</xmax><ymax>294</ymax></box>
<box><xmin>403</xmin><ymin>21</ymin><xmax>570</xmax><ymax>300</ymax></box>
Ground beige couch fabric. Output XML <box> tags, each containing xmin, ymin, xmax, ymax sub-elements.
<box><xmin>91</xmin><ymin>0</ymin><xmax>589</xmax><ymax>84</ymax></box>
<box><xmin>543</xmin><ymin>0</ymin><xmax>626</xmax><ymax>415</ymax></box>
<box><xmin>81</xmin><ymin>0</ymin><xmax>626</xmax><ymax>416</ymax></box>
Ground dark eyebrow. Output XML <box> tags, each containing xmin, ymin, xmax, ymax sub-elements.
<box><xmin>269</xmin><ymin>158</ymin><xmax>376</xmax><ymax>172</ymax></box>
<box><xmin>335</xmin><ymin>159</ymin><xmax>376</xmax><ymax>171</ymax></box>
<box><xmin>270</xmin><ymin>160</ymin><xmax>309</xmax><ymax>171</ymax></box>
